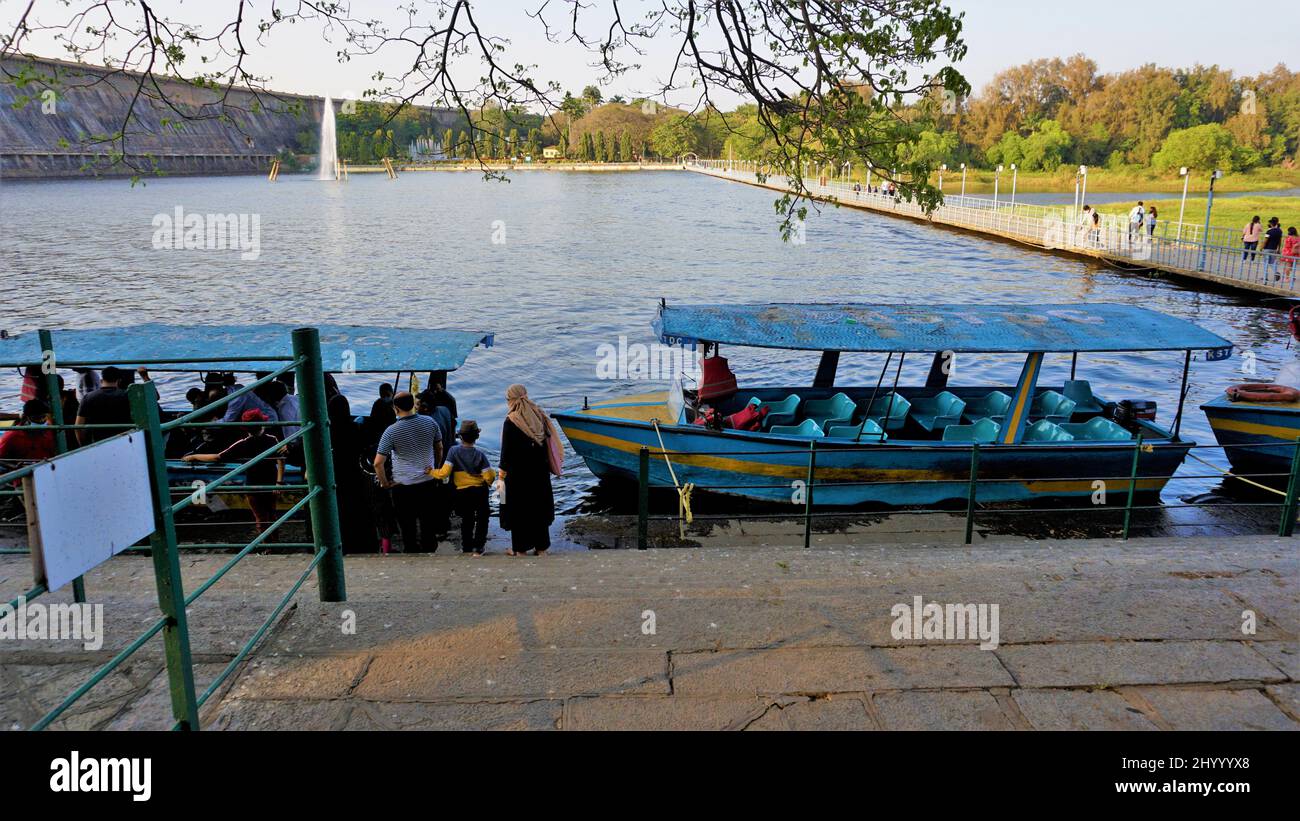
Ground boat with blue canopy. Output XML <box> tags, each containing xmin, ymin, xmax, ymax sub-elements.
<box><xmin>2</xmin><ymin>324</ymin><xmax>494</xmax><ymax>510</ymax></box>
<box><xmin>553</xmin><ymin>302</ymin><xmax>1233</xmax><ymax>507</ymax></box>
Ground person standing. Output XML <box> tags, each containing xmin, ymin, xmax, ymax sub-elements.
<box><xmin>325</xmin><ymin>373</ymin><xmax>377</xmax><ymax>553</ymax></box>
<box><xmin>1281</xmin><ymin>226</ymin><xmax>1300</xmax><ymax>285</ymax></box>
<box><xmin>374</xmin><ymin>391</ymin><xmax>443</xmax><ymax>553</ymax></box>
<box><xmin>183</xmin><ymin>409</ymin><xmax>284</xmax><ymax>532</ymax></box>
<box><xmin>1128</xmin><ymin>201</ymin><xmax>1145</xmax><ymax>238</ymax></box>
<box><xmin>428</xmin><ymin>420</ymin><xmax>495</xmax><ymax>555</ymax></box>
<box><xmin>75</xmin><ymin>366</ymin><xmax>147</xmax><ymax>445</ymax></box>
<box><xmin>1263</xmin><ymin>217</ymin><xmax>1284</xmax><ymax>279</ymax></box>
<box><xmin>1243</xmin><ymin>216</ymin><xmax>1263</xmax><ymax>261</ymax></box>
<box><xmin>499</xmin><ymin>384</ymin><xmax>556</xmax><ymax>556</ymax></box>
<box><xmin>1146</xmin><ymin>205</ymin><xmax>1158</xmax><ymax>237</ymax></box>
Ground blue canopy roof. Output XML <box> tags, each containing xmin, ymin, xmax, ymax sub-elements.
<box><xmin>655</xmin><ymin>303</ymin><xmax>1233</xmax><ymax>356</ymax></box>
<box><xmin>0</xmin><ymin>325</ymin><xmax>494</xmax><ymax>372</ymax></box>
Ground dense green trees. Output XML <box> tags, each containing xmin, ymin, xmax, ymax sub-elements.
<box><xmin>1152</xmin><ymin>124</ymin><xmax>1260</xmax><ymax>173</ymax></box>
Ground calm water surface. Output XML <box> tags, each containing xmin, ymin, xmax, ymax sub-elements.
<box><xmin>1</xmin><ymin>170</ymin><xmax>1293</xmax><ymax>509</ymax></box>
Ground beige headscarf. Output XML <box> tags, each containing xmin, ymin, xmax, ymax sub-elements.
<box><xmin>506</xmin><ymin>384</ymin><xmax>549</xmax><ymax>446</ymax></box>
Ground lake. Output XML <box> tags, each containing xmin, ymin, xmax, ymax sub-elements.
<box><xmin>1</xmin><ymin>169</ymin><xmax>1293</xmax><ymax>511</ymax></box>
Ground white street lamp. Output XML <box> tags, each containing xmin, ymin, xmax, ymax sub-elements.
<box><xmin>1079</xmin><ymin>165</ymin><xmax>1089</xmax><ymax>213</ymax></box>
<box><xmin>940</xmin><ymin>163</ymin><xmax>947</xmax><ymax>192</ymax></box>
<box><xmin>1010</xmin><ymin>164</ymin><xmax>1018</xmax><ymax>209</ymax></box>
<box><xmin>994</xmin><ymin>165</ymin><xmax>1004</xmax><ymax>209</ymax></box>
<box><xmin>1177</xmin><ymin>166</ymin><xmax>1191</xmax><ymax>242</ymax></box>
<box><xmin>866</xmin><ymin>161</ymin><xmax>873</xmax><ymax>191</ymax></box>
<box><xmin>960</xmin><ymin>163</ymin><xmax>967</xmax><ymax>198</ymax></box>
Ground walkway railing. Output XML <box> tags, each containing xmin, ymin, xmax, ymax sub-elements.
<box><xmin>632</xmin><ymin>439</ymin><xmax>1300</xmax><ymax>549</ymax></box>
<box><xmin>0</xmin><ymin>327</ymin><xmax>346</xmax><ymax>730</ymax></box>
<box><xmin>691</xmin><ymin>162</ymin><xmax>1297</xmax><ymax>296</ymax></box>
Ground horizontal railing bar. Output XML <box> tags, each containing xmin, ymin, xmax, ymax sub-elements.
<box><xmin>160</xmin><ymin>359</ymin><xmax>303</xmax><ymax>431</ymax></box>
<box><xmin>169</xmin><ymin>424</ymin><xmax>311</xmax><ymax>515</ymax></box>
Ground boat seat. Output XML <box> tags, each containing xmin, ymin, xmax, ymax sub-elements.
<box><xmin>768</xmin><ymin>419</ymin><xmax>826</xmax><ymax>439</ymax></box>
<box><xmin>804</xmin><ymin>393</ymin><xmax>857</xmax><ymax>430</ymax></box>
<box><xmin>1059</xmin><ymin>417</ymin><xmax>1133</xmax><ymax>441</ymax></box>
<box><xmin>750</xmin><ymin>395</ymin><xmax>800</xmax><ymax>429</ymax></box>
<box><xmin>826</xmin><ymin>419</ymin><xmax>888</xmax><ymax>442</ymax></box>
<box><xmin>910</xmin><ymin>391</ymin><xmax>967</xmax><ymax>432</ymax></box>
<box><xmin>1063</xmin><ymin>380</ymin><xmax>1104</xmax><ymax>414</ymax></box>
<box><xmin>964</xmin><ymin>391</ymin><xmax>1012</xmax><ymax>424</ymax></box>
<box><xmin>1024</xmin><ymin>420</ymin><xmax>1075</xmax><ymax>443</ymax></box>
<box><xmin>942</xmin><ymin>418</ymin><xmax>1001</xmax><ymax>444</ymax></box>
<box><xmin>857</xmin><ymin>394</ymin><xmax>913</xmax><ymax>431</ymax></box>
<box><xmin>1031</xmin><ymin>390</ymin><xmax>1078</xmax><ymax>424</ymax></box>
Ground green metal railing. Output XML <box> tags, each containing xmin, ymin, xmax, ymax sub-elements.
<box><xmin>632</xmin><ymin>438</ymin><xmax>1300</xmax><ymax>549</ymax></box>
<box><xmin>1</xmin><ymin>327</ymin><xmax>346</xmax><ymax>730</ymax></box>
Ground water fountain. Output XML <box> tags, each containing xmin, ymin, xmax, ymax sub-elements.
<box><xmin>317</xmin><ymin>95</ymin><xmax>338</xmax><ymax>180</ymax></box>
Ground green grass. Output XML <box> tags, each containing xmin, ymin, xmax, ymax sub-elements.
<box><xmin>910</xmin><ymin>166</ymin><xmax>1300</xmax><ymax>195</ymax></box>
<box><xmin>1094</xmin><ymin>196</ymin><xmax>1300</xmax><ymax>234</ymax></box>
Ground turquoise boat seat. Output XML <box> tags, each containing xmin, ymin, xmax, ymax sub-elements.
<box><xmin>910</xmin><ymin>391</ymin><xmax>967</xmax><ymax>432</ymax></box>
<box><xmin>1024</xmin><ymin>420</ymin><xmax>1075</xmax><ymax>443</ymax></box>
<box><xmin>769</xmin><ymin>419</ymin><xmax>826</xmax><ymax>439</ymax></box>
<box><xmin>942</xmin><ymin>418</ymin><xmax>1002</xmax><ymax>444</ymax></box>
<box><xmin>1031</xmin><ymin>390</ymin><xmax>1078</xmax><ymax>424</ymax></box>
<box><xmin>1063</xmin><ymin>380</ymin><xmax>1104</xmax><ymax>414</ymax></box>
<box><xmin>804</xmin><ymin>393</ymin><xmax>857</xmax><ymax>429</ymax></box>
<box><xmin>1059</xmin><ymin>417</ymin><xmax>1133</xmax><ymax>441</ymax></box>
<box><xmin>826</xmin><ymin>419</ymin><xmax>888</xmax><ymax>442</ymax></box>
<box><xmin>857</xmin><ymin>394</ymin><xmax>912</xmax><ymax>431</ymax></box>
<box><xmin>750</xmin><ymin>395</ymin><xmax>800</xmax><ymax>429</ymax></box>
<box><xmin>964</xmin><ymin>391</ymin><xmax>1012</xmax><ymax>424</ymax></box>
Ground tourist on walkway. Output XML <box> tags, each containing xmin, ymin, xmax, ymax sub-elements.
<box><xmin>1128</xmin><ymin>202</ymin><xmax>1145</xmax><ymax>237</ymax></box>
<box><xmin>183</xmin><ymin>408</ymin><xmax>284</xmax><ymax>532</ymax></box>
<box><xmin>1078</xmin><ymin>205</ymin><xmax>1093</xmax><ymax>246</ymax></box>
<box><xmin>428</xmin><ymin>420</ymin><xmax>496</xmax><ymax>555</ymax></box>
<box><xmin>1282</xmin><ymin>227</ymin><xmax>1300</xmax><ymax>284</ymax></box>
<box><xmin>499</xmin><ymin>384</ymin><xmax>557</xmax><ymax>556</ymax></box>
<box><xmin>418</xmin><ymin>386</ymin><xmax>456</xmax><ymax>537</ymax></box>
<box><xmin>1264</xmin><ymin>217</ymin><xmax>1284</xmax><ymax>279</ymax></box>
<box><xmin>366</xmin><ymin>383</ymin><xmax>396</xmax><ymax>452</ymax></box>
<box><xmin>1243</xmin><ymin>216</ymin><xmax>1263</xmax><ymax>261</ymax></box>
<box><xmin>375</xmin><ymin>391</ymin><xmax>443</xmax><ymax>553</ymax></box>
<box><xmin>1146</xmin><ymin>206</ymin><xmax>1158</xmax><ymax>237</ymax></box>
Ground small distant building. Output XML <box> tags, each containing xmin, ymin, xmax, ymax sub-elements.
<box><xmin>542</xmin><ymin>146</ymin><xmax>562</xmax><ymax>160</ymax></box>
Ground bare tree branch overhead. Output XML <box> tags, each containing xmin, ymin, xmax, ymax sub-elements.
<box><xmin>1</xmin><ymin>1</ymin><xmax>968</xmax><ymax>224</ymax></box>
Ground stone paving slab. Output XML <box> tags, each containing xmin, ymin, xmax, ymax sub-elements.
<box><xmin>1134</xmin><ymin>687</ymin><xmax>1299</xmax><ymax>731</ymax></box>
<box><xmin>995</xmin><ymin>641</ymin><xmax>1287</xmax><ymax>688</ymax></box>
<box><xmin>1012</xmin><ymin>689</ymin><xmax>1159</xmax><ymax>731</ymax></box>
<box><xmin>872</xmin><ymin>691</ymin><xmax>1016</xmax><ymax>731</ymax></box>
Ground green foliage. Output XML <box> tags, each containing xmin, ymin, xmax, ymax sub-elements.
<box><xmin>1152</xmin><ymin>123</ymin><xmax>1260</xmax><ymax>173</ymax></box>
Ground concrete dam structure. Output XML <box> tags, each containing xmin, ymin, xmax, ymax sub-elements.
<box><xmin>0</xmin><ymin>55</ymin><xmax>457</xmax><ymax>179</ymax></box>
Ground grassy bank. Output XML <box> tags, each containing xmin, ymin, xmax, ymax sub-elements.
<box><xmin>917</xmin><ymin>166</ymin><xmax>1300</xmax><ymax>195</ymax></box>
<box><xmin>1094</xmin><ymin>196</ymin><xmax>1300</xmax><ymax>234</ymax></box>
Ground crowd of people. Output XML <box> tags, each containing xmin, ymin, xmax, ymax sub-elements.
<box><xmin>1242</xmin><ymin>216</ymin><xmax>1300</xmax><ymax>282</ymax></box>
<box><xmin>0</xmin><ymin>367</ymin><xmax>561</xmax><ymax>557</ymax></box>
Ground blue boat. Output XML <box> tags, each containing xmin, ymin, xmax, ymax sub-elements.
<box><xmin>2</xmin><ymin>324</ymin><xmax>495</xmax><ymax>510</ymax></box>
<box><xmin>554</xmin><ymin>303</ymin><xmax>1234</xmax><ymax>507</ymax></box>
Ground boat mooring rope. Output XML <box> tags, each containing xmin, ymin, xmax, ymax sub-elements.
<box><xmin>1185</xmin><ymin>451</ymin><xmax>1287</xmax><ymax>498</ymax></box>
<box><xmin>651</xmin><ymin>419</ymin><xmax>694</xmax><ymax>536</ymax></box>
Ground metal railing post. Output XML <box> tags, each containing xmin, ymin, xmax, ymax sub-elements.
<box><xmin>128</xmin><ymin>383</ymin><xmax>200</xmax><ymax>730</ymax></box>
<box><xmin>38</xmin><ymin>329</ymin><xmax>85</xmax><ymax>603</ymax></box>
<box><xmin>1122</xmin><ymin>435</ymin><xmax>1144</xmax><ymax>540</ymax></box>
<box><xmin>965</xmin><ymin>444</ymin><xmax>980</xmax><ymax>545</ymax></box>
<box><xmin>1280</xmin><ymin>439</ymin><xmax>1300</xmax><ymax>537</ymax></box>
<box><xmin>803</xmin><ymin>441</ymin><xmax>817</xmax><ymax>549</ymax></box>
<box><xmin>637</xmin><ymin>447</ymin><xmax>650</xmax><ymax>550</ymax></box>
<box><xmin>292</xmin><ymin>328</ymin><xmax>346</xmax><ymax>602</ymax></box>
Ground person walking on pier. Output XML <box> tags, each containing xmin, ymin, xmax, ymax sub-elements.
<box><xmin>374</xmin><ymin>391</ymin><xmax>443</xmax><ymax>553</ymax></box>
<box><xmin>1282</xmin><ymin>227</ymin><xmax>1299</xmax><ymax>285</ymax></box>
<box><xmin>499</xmin><ymin>384</ymin><xmax>557</xmax><ymax>556</ymax></box>
<box><xmin>1243</xmin><ymin>216</ymin><xmax>1263</xmax><ymax>261</ymax></box>
<box><xmin>1128</xmin><ymin>202</ymin><xmax>1145</xmax><ymax>238</ymax></box>
<box><xmin>428</xmin><ymin>420</ymin><xmax>496</xmax><ymax>555</ymax></box>
<box><xmin>1264</xmin><ymin>217</ymin><xmax>1284</xmax><ymax>279</ymax></box>
<box><xmin>1146</xmin><ymin>206</ymin><xmax>1158</xmax><ymax>237</ymax></box>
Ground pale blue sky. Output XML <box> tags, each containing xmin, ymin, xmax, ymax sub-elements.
<box><xmin>4</xmin><ymin>0</ymin><xmax>1291</xmax><ymax>102</ymax></box>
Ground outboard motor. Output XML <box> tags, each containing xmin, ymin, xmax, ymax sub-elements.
<box><xmin>1114</xmin><ymin>400</ymin><xmax>1157</xmax><ymax>424</ymax></box>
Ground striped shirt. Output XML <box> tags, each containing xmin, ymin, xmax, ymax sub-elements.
<box><xmin>376</xmin><ymin>414</ymin><xmax>441</xmax><ymax>486</ymax></box>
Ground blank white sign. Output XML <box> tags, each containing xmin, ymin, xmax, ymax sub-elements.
<box><xmin>27</xmin><ymin>433</ymin><xmax>156</xmax><ymax>591</ymax></box>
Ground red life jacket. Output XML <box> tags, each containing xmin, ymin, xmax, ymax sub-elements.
<box><xmin>698</xmin><ymin>354</ymin><xmax>738</xmax><ymax>403</ymax></box>
<box><xmin>726</xmin><ymin>404</ymin><xmax>768</xmax><ymax>432</ymax></box>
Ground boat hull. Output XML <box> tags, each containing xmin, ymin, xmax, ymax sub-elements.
<box><xmin>555</xmin><ymin>412</ymin><xmax>1189</xmax><ymax>507</ymax></box>
<box><xmin>1202</xmin><ymin>395</ymin><xmax>1300</xmax><ymax>477</ymax></box>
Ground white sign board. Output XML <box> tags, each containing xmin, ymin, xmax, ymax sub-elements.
<box><xmin>26</xmin><ymin>433</ymin><xmax>156</xmax><ymax>591</ymax></box>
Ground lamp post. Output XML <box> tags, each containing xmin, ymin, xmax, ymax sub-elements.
<box><xmin>1079</xmin><ymin>165</ymin><xmax>1089</xmax><ymax>213</ymax></box>
<box><xmin>960</xmin><ymin>163</ymin><xmax>967</xmax><ymax>198</ymax></box>
<box><xmin>939</xmin><ymin>163</ymin><xmax>947</xmax><ymax>193</ymax></box>
<box><xmin>843</xmin><ymin>161</ymin><xmax>851</xmax><ymax>189</ymax></box>
<box><xmin>1010</xmin><ymin>164</ymin><xmax>1018</xmax><ymax>209</ymax></box>
<box><xmin>866</xmin><ymin>161</ymin><xmax>873</xmax><ymax>191</ymax></box>
<box><xmin>994</xmin><ymin>165</ymin><xmax>1003</xmax><ymax>209</ymax></box>
<box><xmin>1198</xmin><ymin>169</ymin><xmax>1223</xmax><ymax>271</ymax></box>
<box><xmin>1177</xmin><ymin>166</ymin><xmax>1191</xmax><ymax>242</ymax></box>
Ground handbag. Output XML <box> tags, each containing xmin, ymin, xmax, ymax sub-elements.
<box><xmin>544</xmin><ymin>418</ymin><xmax>564</xmax><ymax>478</ymax></box>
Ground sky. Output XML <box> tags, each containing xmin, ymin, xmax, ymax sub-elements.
<box><xmin>3</xmin><ymin>0</ymin><xmax>1292</xmax><ymax>105</ymax></box>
